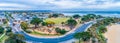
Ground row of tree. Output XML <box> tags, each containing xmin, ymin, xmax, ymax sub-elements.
<box><xmin>74</xmin><ymin>32</ymin><xmax>92</xmax><ymax>43</ymax></box>
<box><xmin>81</xmin><ymin>14</ymin><xmax>103</xmax><ymax>22</ymax></box>
<box><xmin>73</xmin><ymin>15</ymin><xmax>105</xmax><ymax>43</ymax></box>
<box><xmin>86</xmin><ymin>17</ymin><xmax>120</xmax><ymax>43</ymax></box>
<box><xmin>5</xmin><ymin>33</ymin><xmax>25</xmax><ymax>43</ymax></box>
<box><xmin>21</xmin><ymin>17</ymin><xmax>78</xmax><ymax>29</ymax></box>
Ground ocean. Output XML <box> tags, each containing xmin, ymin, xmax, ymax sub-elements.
<box><xmin>1</xmin><ymin>10</ymin><xmax>120</xmax><ymax>17</ymax></box>
<box><xmin>63</xmin><ymin>12</ymin><xmax>120</xmax><ymax>17</ymax></box>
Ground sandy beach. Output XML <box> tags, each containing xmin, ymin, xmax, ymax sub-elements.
<box><xmin>104</xmin><ymin>24</ymin><xmax>120</xmax><ymax>43</ymax></box>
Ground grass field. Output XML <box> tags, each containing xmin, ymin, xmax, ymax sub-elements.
<box><xmin>0</xmin><ymin>32</ymin><xmax>7</xmax><ymax>43</ymax></box>
<box><xmin>0</xmin><ymin>35</ymin><xmax>8</xmax><ymax>43</ymax></box>
<box><xmin>30</xmin><ymin>31</ymin><xmax>61</xmax><ymax>36</ymax></box>
<box><xmin>44</xmin><ymin>17</ymin><xmax>69</xmax><ymax>24</ymax></box>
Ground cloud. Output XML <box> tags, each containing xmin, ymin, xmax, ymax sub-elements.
<box><xmin>0</xmin><ymin>0</ymin><xmax>120</xmax><ymax>10</ymax></box>
<box><xmin>0</xmin><ymin>3</ymin><xmax>32</xmax><ymax>8</ymax></box>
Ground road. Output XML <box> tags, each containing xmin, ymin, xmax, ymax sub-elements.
<box><xmin>12</xmin><ymin>21</ymin><xmax>94</xmax><ymax>43</ymax></box>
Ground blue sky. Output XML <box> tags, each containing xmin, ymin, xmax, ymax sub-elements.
<box><xmin>0</xmin><ymin>0</ymin><xmax>120</xmax><ymax>11</ymax></box>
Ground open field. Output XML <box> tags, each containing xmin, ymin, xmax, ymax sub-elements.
<box><xmin>44</xmin><ymin>17</ymin><xmax>69</xmax><ymax>24</ymax></box>
<box><xmin>104</xmin><ymin>24</ymin><xmax>120</xmax><ymax>43</ymax></box>
<box><xmin>0</xmin><ymin>33</ymin><xmax>8</xmax><ymax>43</ymax></box>
<box><xmin>30</xmin><ymin>31</ymin><xmax>61</xmax><ymax>36</ymax></box>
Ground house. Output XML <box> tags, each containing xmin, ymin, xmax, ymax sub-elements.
<box><xmin>12</xmin><ymin>12</ymin><xmax>33</xmax><ymax>24</ymax></box>
<box><xmin>0</xmin><ymin>13</ymin><xmax>6</xmax><ymax>24</ymax></box>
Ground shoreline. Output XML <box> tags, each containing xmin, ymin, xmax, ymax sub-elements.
<box><xmin>104</xmin><ymin>24</ymin><xmax>120</xmax><ymax>43</ymax></box>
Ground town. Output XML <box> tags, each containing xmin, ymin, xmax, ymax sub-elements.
<box><xmin>0</xmin><ymin>11</ymin><xmax>120</xmax><ymax>43</ymax></box>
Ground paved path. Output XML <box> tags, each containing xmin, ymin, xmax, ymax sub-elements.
<box><xmin>12</xmin><ymin>21</ymin><xmax>94</xmax><ymax>43</ymax></box>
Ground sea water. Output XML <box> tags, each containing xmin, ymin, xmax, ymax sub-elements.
<box><xmin>63</xmin><ymin>12</ymin><xmax>120</xmax><ymax>17</ymax></box>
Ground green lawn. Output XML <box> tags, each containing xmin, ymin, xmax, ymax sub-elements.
<box><xmin>44</xmin><ymin>17</ymin><xmax>69</xmax><ymax>24</ymax></box>
<box><xmin>0</xmin><ymin>35</ymin><xmax>8</xmax><ymax>43</ymax></box>
<box><xmin>0</xmin><ymin>32</ymin><xmax>7</xmax><ymax>43</ymax></box>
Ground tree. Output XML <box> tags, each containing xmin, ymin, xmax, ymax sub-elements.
<box><xmin>52</xmin><ymin>14</ymin><xmax>59</xmax><ymax>18</ymax></box>
<box><xmin>81</xmin><ymin>14</ymin><xmax>98</xmax><ymax>22</ymax></box>
<box><xmin>21</xmin><ymin>22</ymin><xmax>28</xmax><ymax>30</ymax></box>
<box><xmin>55</xmin><ymin>27</ymin><xmax>67</xmax><ymax>34</ymax></box>
<box><xmin>61</xmin><ymin>22</ymin><xmax>64</xmax><ymax>26</ymax></box>
<box><xmin>98</xmin><ymin>17</ymin><xmax>115</xmax><ymax>25</ymax></box>
<box><xmin>60</xmin><ymin>29</ymin><xmax>67</xmax><ymax>34</ymax></box>
<box><xmin>41</xmin><ymin>22</ymin><xmax>47</xmax><ymax>26</ymax></box>
<box><xmin>46</xmin><ymin>21</ymin><xmax>55</xmax><ymax>27</ymax></box>
<box><xmin>6</xmin><ymin>27</ymin><xmax>12</xmax><ymax>33</ymax></box>
<box><xmin>5</xmin><ymin>33</ymin><xmax>26</xmax><ymax>43</ymax></box>
<box><xmin>0</xmin><ymin>26</ymin><xmax>4</xmax><ymax>34</ymax></box>
<box><xmin>30</xmin><ymin>18</ymin><xmax>43</xmax><ymax>29</ymax></box>
<box><xmin>66</xmin><ymin>18</ymin><xmax>77</xmax><ymax>29</ymax></box>
<box><xmin>96</xmin><ymin>15</ymin><xmax>103</xmax><ymax>19</ymax></box>
<box><xmin>98</xmin><ymin>25</ymin><xmax>107</xmax><ymax>33</ymax></box>
<box><xmin>88</xmin><ymin>14</ymin><xmax>96</xmax><ymax>19</ymax></box>
<box><xmin>73</xmin><ymin>14</ymin><xmax>80</xmax><ymax>19</ymax></box>
<box><xmin>48</xmin><ymin>14</ymin><xmax>52</xmax><ymax>18</ymax></box>
<box><xmin>74</xmin><ymin>32</ymin><xmax>92</xmax><ymax>43</ymax></box>
<box><xmin>3</xmin><ymin>20</ymin><xmax>8</xmax><ymax>24</ymax></box>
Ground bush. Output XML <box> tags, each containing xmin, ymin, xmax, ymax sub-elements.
<box><xmin>20</xmin><ymin>22</ymin><xmax>28</xmax><ymax>30</ymax></box>
<box><xmin>60</xmin><ymin>29</ymin><xmax>67</xmax><ymax>34</ymax></box>
<box><xmin>25</xmin><ymin>29</ymin><xmax>32</xmax><ymax>33</ymax></box>
<box><xmin>73</xmin><ymin>14</ymin><xmax>80</xmax><ymax>19</ymax></box>
<box><xmin>41</xmin><ymin>22</ymin><xmax>47</xmax><ymax>26</ymax></box>
<box><xmin>55</xmin><ymin>28</ymin><xmax>67</xmax><ymax>34</ymax></box>
<box><xmin>0</xmin><ymin>26</ymin><xmax>4</xmax><ymax>34</ymax></box>
<box><xmin>6</xmin><ymin>27</ymin><xmax>12</xmax><ymax>33</ymax></box>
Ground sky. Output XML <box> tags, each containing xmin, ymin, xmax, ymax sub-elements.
<box><xmin>0</xmin><ymin>0</ymin><xmax>120</xmax><ymax>11</ymax></box>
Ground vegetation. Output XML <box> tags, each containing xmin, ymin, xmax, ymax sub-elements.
<box><xmin>21</xmin><ymin>22</ymin><xmax>28</xmax><ymax>30</ymax></box>
<box><xmin>41</xmin><ymin>22</ymin><xmax>48</xmax><ymax>26</ymax></box>
<box><xmin>97</xmin><ymin>17</ymin><xmax>120</xmax><ymax>25</ymax></box>
<box><xmin>46</xmin><ymin>21</ymin><xmax>55</xmax><ymax>27</ymax></box>
<box><xmin>61</xmin><ymin>22</ymin><xmax>65</xmax><ymax>26</ymax></box>
<box><xmin>52</xmin><ymin>14</ymin><xmax>59</xmax><ymax>18</ymax></box>
<box><xmin>97</xmin><ymin>25</ymin><xmax>107</xmax><ymax>33</ymax></box>
<box><xmin>55</xmin><ymin>27</ymin><xmax>67</xmax><ymax>34</ymax></box>
<box><xmin>3</xmin><ymin>20</ymin><xmax>8</xmax><ymax>24</ymax></box>
<box><xmin>66</xmin><ymin>18</ymin><xmax>77</xmax><ymax>29</ymax></box>
<box><xmin>0</xmin><ymin>26</ymin><xmax>4</xmax><ymax>34</ymax></box>
<box><xmin>74</xmin><ymin>32</ymin><xmax>92</xmax><ymax>43</ymax></box>
<box><xmin>6</xmin><ymin>27</ymin><xmax>12</xmax><ymax>33</ymax></box>
<box><xmin>73</xmin><ymin>14</ymin><xmax>120</xmax><ymax>43</ymax></box>
<box><xmin>5</xmin><ymin>33</ymin><xmax>25</xmax><ymax>43</ymax></box>
<box><xmin>45</xmin><ymin>17</ymin><xmax>69</xmax><ymax>24</ymax></box>
<box><xmin>30</xmin><ymin>18</ymin><xmax>43</xmax><ymax>29</ymax></box>
<box><xmin>87</xmin><ymin>17</ymin><xmax>120</xmax><ymax>43</ymax></box>
<box><xmin>0</xmin><ymin>35</ymin><xmax>8</xmax><ymax>43</ymax></box>
<box><xmin>72</xmin><ymin>14</ymin><xmax>81</xmax><ymax>19</ymax></box>
<box><xmin>81</xmin><ymin>14</ymin><xmax>103</xmax><ymax>22</ymax></box>
<box><xmin>31</xmin><ymin>31</ymin><xmax>61</xmax><ymax>36</ymax></box>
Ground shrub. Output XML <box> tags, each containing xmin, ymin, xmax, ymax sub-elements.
<box><xmin>55</xmin><ymin>27</ymin><xmax>67</xmax><ymax>34</ymax></box>
<box><xmin>25</xmin><ymin>29</ymin><xmax>32</xmax><ymax>33</ymax></box>
<box><xmin>41</xmin><ymin>22</ymin><xmax>47</xmax><ymax>26</ymax></box>
<box><xmin>6</xmin><ymin>27</ymin><xmax>12</xmax><ymax>33</ymax></box>
<box><xmin>0</xmin><ymin>26</ymin><xmax>4</xmax><ymax>34</ymax></box>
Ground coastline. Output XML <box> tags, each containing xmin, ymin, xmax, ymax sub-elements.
<box><xmin>63</xmin><ymin>13</ymin><xmax>120</xmax><ymax>17</ymax></box>
<box><xmin>104</xmin><ymin>24</ymin><xmax>120</xmax><ymax>43</ymax></box>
